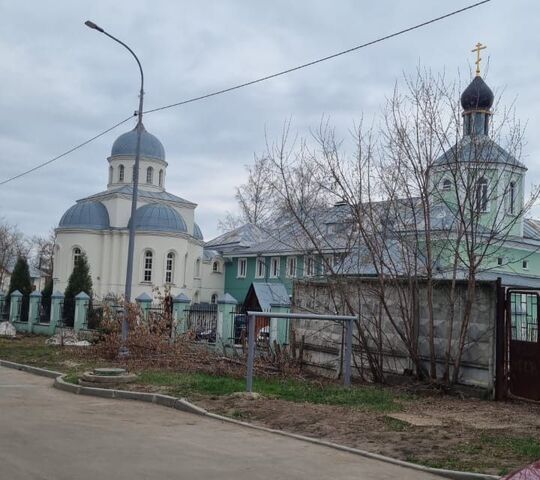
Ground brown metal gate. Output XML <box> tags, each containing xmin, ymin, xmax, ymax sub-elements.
<box><xmin>507</xmin><ymin>290</ymin><xmax>540</xmax><ymax>401</ymax></box>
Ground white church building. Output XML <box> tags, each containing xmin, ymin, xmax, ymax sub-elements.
<box><xmin>53</xmin><ymin>124</ymin><xmax>224</xmax><ymax>303</ymax></box>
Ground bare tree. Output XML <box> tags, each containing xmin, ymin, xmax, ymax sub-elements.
<box><xmin>29</xmin><ymin>229</ymin><xmax>56</xmax><ymax>278</ymax></box>
<box><xmin>247</xmin><ymin>68</ymin><xmax>538</xmax><ymax>386</ymax></box>
<box><xmin>218</xmin><ymin>154</ymin><xmax>277</xmax><ymax>232</ymax></box>
<box><xmin>0</xmin><ymin>219</ymin><xmax>29</xmax><ymax>290</ymax></box>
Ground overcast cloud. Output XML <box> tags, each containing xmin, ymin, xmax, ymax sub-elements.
<box><xmin>1</xmin><ymin>0</ymin><xmax>539</xmax><ymax>241</ymax></box>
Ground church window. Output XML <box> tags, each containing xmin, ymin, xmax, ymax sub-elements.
<box><xmin>165</xmin><ymin>252</ymin><xmax>175</xmax><ymax>284</ymax></box>
<box><xmin>158</xmin><ymin>169</ymin><xmax>163</xmax><ymax>187</ymax></box>
<box><xmin>108</xmin><ymin>166</ymin><xmax>113</xmax><ymax>184</ymax></box>
<box><xmin>194</xmin><ymin>258</ymin><xmax>201</xmax><ymax>278</ymax></box>
<box><xmin>237</xmin><ymin>258</ymin><xmax>247</xmax><ymax>278</ymax></box>
<box><xmin>73</xmin><ymin>247</ymin><xmax>82</xmax><ymax>269</ymax></box>
<box><xmin>193</xmin><ymin>290</ymin><xmax>199</xmax><ymax>304</ymax></box>
<box><xmin>497</xmin><ymin>257</ymin><xmax>503</xmax><ymax>266</ymax></box>
<box><xmin>509</xmin><ymin>181</ymin><xmax>516</xmax><ymax>215</ymax></box>
<box><xmin>442</xmin><ymin>179</ymin><xmax>452</xmax><ymax>191</ymax></box>
<box><xmin>255</xmin><ymin>257</ymin><xmax>265</xmax><ymax>278</ymax></box>
<box><xmin>143</xmin><ymin>250</ymin><xmax>153</xmax><ymax>282</ymax></box>
<box><xmin>270</xmin><ymin>257</ymin><xmax>280</xmax><ymax>278</ymax></box>
<box><xmin>286</xmin><ymin>256</ymin><xmax>297</xmax><ymax>278</ymax></box>
<box><xmin>119</xmin><ymin>164</ymin><xmax>125</xmax><ymax>182</ymax></box>
<box><xmin>475</xmin><ymin>177</ymin><xmax>488</xmax><ymax>213</ymax></box>
<box><xmin>523</xmin><ymin>260</ymin><xmax>529</xmax><ymax>270</ymax></box>
<box><xmin>305</xmin><ymin>256</ymin><xmax>315</xmax><ymax>277</ymax></box>
<box><xmin>211</xmin><ymin>293</ymin><xmax>218</xmax><ymax>304</ymax></box>
<box><xmin>212</xmin><ymin>261</ymin><xmax>220</xmax><ymax>273</ymax></box>
<box><xmin>146</xmin><ymin>166</ymin><xmax>153</xmax><ymax>184</ymax></box>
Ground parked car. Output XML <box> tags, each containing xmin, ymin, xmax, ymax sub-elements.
<box><xmin>503</xmin><ymin>461</ymin><xmax>540</xmax><ymax>479</ymax></box>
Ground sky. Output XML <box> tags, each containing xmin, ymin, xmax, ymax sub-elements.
<box><xmin>1</xmin><ymin>0</ymin><xmax>539</xmax><ymax>241</ymax></box>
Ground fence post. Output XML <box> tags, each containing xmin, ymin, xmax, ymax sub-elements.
<box><xmin>172</xmin><ymin>293</ymin><xmax>191</xmax><ymax>336</ymax></box>
<box><xmin>135</xmin><ymin>292</ymin><xmax>152</xmax><ymax>322</ymax></box>
<box><xmin>217</xmin><ymin>293</ymin><xmax>237</xmax><ymax>347</ymax></box>
<box><xmin>246</xmin><ymin>314</ymin><xmax>255</xmax><ymax>393</ymax></box>
<box><xmin>343</xmin><ymin>318</ymin><xmax>353</xmax><ymax>388</ymax></box>
<box><xmin>50</xmin><ymin>291</ymin><xmax>64</xmax><ymax>335</ymax></box>
<box><xmin>74</xmin><ymin>292</ymin><xmax>90</xmax><ymax>332</ymax></box>
<box><xmin>9</xmin><ymin>290</ymin><xmax>23</xmax><ymax>323</ymax></box>
<box><xmin>28</xmin><ymin>291</ymin><xmax>41</xmax><ymax>333</ymax></box>
<box><xmin>0</xmin><ymin>291</ymin><xmax>5</xmax><ymax>320</ymax></box>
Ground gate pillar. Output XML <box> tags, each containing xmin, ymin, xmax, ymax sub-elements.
<box><xmin>217</xmin><ymin>293</ymin><xmax>237</xmax><ymax>347</ymax></box>
<box><xmin>28</xmin><ymin>291</ymin><xmax>42</xmax><ymax>334</ymax></box>
<box><xmin>9</xmin><ymin>290</ymin><xmax>23</xmax><ymax>323</ymax></box>
<box><xmin>135</xmin><ymin>292</ymin><xmax>152</xmax><ymax>322</ymax></box>
<box><xmin>74</xmin><ymin>292</ymin><xmax>90</xmax><ymax>332</ymax></box>
<box><xmin>172</xmin><ymin>293</ymin><xmax>191</xmax><ymax>336</ymax></box>
<box><xmin>50</xmin><ymin>291</ymin><xmax>64</xmax><ymax>335</ymax></box>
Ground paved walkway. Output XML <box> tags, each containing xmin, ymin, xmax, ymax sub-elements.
<box><xmin>0</xmin><ymin>366</ymin><xmax>444</xmax><ymax>480</ymax></box>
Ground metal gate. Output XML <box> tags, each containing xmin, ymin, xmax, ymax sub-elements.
<box><xmin>507</xmin><ymin>289</ymin><xmax>540</xmax><ymax>401</ymax></box>
<box><xmin>187</xmin><ymin>303</ymin><xmax>217</xmax><ymax>343</ymax></box>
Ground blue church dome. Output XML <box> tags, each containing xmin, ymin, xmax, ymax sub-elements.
<box><xmin>59</xmin><ymin>201</ymin><xmax>110</xmax><ymax>230</ymax></box>
<box><xmin>111</xmin><ymin>124</ymin><xmax>166</xmax><ymax>161</ymax></box>
<box><xmin>129</xmin><ymin>203</ymin><xmax>187</xmax><ymax>233</ymax></box>
<box><xmin>461</xmin><ymin>76</ymin><xmax>494</xmax><ymax>111</ymax></box>
<box><xmin>193</xmin><ymin>223</ymin><xmax>204</xmax><ymax>240</ymax></box>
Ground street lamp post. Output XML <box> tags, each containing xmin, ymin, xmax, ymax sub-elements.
<box><xmin>85</xmin><ymin>20</ymin><xmax>144</xmax><ymax>345</ymax></box>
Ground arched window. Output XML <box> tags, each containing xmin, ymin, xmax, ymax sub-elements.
<box><xmin>146</xmin><ymin>166</ymin><xmax>153</xmax><ymax>184</ymax></box>
<box><xmin>194</xmin><ymin>258</ymin><xmax>201</xmax><ymax>278</ymax></box>
<box><xmin>73</xmin><ymin>247</ymin><xmax>82</xmax><ymax>269</ymax></box>
<box><xmin>212</xmin><ymin>261</ymin><xmax>220</xmax><ymax>273</ymax></box>
<box><xmin>442</xmin><ymin>179</ymin><xmax>452</xmax><ymax>191</ymax></box>
<box><xmin>158</xmin><ymin>169</ymin><xmax>163</xmax><ymax>187</ymax></box>
<box><xmin>475</xmin><ymin>177</ymin><xmax>488</xmax><ymax>213</ymax></box>
<box><xmin>211</xmin><ymin>293</ymin><xmax>218</xmax><ymax>304</ymax></box>
<box><xmin>143</xmin><ymin>250</ymin><xmax>153</xmax><ymax>282</ymax></box>
<box><xmin>119</xmin><ymin>164</ymin><xmax>125</xmax><ymax>182</ymax></box>
<box><xmin>509</xmin><ymin>181</ymin><xmax>516</xmax><ymax>215</ymax></box>
<box><xmin>193</xmin><ymin>290</ymin><xmax>199</xmax><ymax>304</ymax></box>
<box><xmin>108</xmin><ymin>166</ymin><xmax>113</xmax><ymax>184</ymax></box>
<box><xmin>165</xmin><ymin>252</ymin><xmax>175</xmax><ymax>284</ymax></box>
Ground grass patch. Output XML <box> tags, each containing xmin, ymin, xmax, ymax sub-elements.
<box><xmin>407</xmin><ymin>433</ymin><xmax>540</xmax><ymax>476</ymax></box>
<box><xmin>63</xmin><ymin>373</ymin><xmax>80</xmax><ymax>385</ymax></box>
<box><xmin>479</xmin><ymin>433</ymin><xmax>540</xmax><ymax>458</ymax></box>
<box><xmin>383</xmin><ymin>416</ymin><xmax>409</xmax><ymax>431</ymax></box>
<box><xmin>0</xmin><ymin>337</ymin><xmax>69</xmax><ymax>369</ymax></box>
<box><xmin>138</xmin><ymin>371</ymin><xmax>404</xmax><ymax>412</ymax></box>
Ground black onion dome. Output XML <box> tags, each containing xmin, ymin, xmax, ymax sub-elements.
<box><xmin>460</xmin><ymin>76</ymin><xmax>494</xmax><ymax>110</ymax></box>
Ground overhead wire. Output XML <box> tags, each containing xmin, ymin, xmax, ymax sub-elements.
<box><xmin>144</xmin><ymin>0</ymin><xmax>492</xmax><ymax>115</ymax></box>
<box><xmin>0</xmin><ymin>115</ymin><xmax>135</xmax><ymax>186</ymax></box>
<box><xmin>0</xmin><ymin>0</ymin><xmax>492</xmax><ymax>187</ymax></box>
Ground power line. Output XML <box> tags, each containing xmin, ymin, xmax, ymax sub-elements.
<box><xmin>0</xmin><ymin>115</ymin><xmax>134</xmax><ymax>187</ymax></box>
<box><xmin>144</xmin><ymin>0</ymin><xmax>492</xmax><ymax>114</ymax></box>
<box><xmin>0</xmin><ymin>0</ymin><xmax>492</xmax><ymax>187</ymax></box>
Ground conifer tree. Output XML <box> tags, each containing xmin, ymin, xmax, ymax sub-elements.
<box><xmin>64</xmin><ymin>253</ymin><xmax>92</xmax><ymax>324</ymax></box>
<box><xmin>7</xmin><ymin>256</ymin><xmax>32</xmax><ymax>297</ymax></box>
<box><xmin>41</xmin><ymin>277</ymin><xmax>53</xmax><ymax>317</ymax></box>
<box><xmin>64</xmin><ymin>253</ymin><xmax>92</xmax><ymax>300</ymax></box>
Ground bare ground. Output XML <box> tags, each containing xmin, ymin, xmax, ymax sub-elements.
<box><xmin>192</xmin><ymin>391</ymin><xmax>540</xmax><ymax>476</ymax></box>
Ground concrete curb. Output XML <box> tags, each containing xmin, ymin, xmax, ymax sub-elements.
<box><xmin>0</xmin><ymin>359</ymin><xmax>499</xmax><ymax>480</ymax></box>
<box><xmin>53</xmin><ymin>376</ymin><xmax>206</xmax><ymax>416</ymax></box>
<box><xmin>0</xmin><ymin>359</ymin><xmax>62</xmax><ymax>379</ymax></box>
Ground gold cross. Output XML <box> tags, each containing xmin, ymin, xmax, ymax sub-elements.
<box><xmin>471</xmin><ymin>42</ymin><xmax>487</xmax><ymax>76</ymax></box>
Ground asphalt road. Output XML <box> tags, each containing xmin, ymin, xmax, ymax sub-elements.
<box><xmin>0</xmin><ymin>366</ymin><xmax>444</xmax><ymax>480</ymax></box>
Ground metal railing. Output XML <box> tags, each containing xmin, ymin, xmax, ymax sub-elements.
<box><xmin>245</xmin><ymin>311</ymin><xmax>357</xmax><ymax>392</ymax></box>
<box><xmin>187</xmin><ymin>303</ymin><xmax>218</xmax><ymax>343</ymax></box>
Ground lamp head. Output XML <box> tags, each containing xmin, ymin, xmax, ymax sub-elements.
<box><xmin>84</xmin><ymin>20</ymin><xmax>104</xmax><ymax>33</ymax></box>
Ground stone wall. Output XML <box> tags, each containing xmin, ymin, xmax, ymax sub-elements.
<box><xmin>292</xmin><ymin>278</ymin><xmax>497</xmax><ymax>391</ymax></box>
